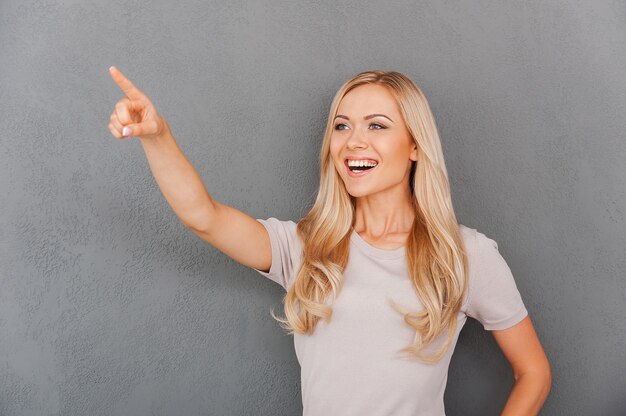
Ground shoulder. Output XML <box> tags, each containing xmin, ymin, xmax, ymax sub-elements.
<box><xmin>458</xmin><ymin>223</ymin><xmax>477</xmax><ymax>246</ymax></box>
<box><xmin>257</xmin><ymin>216</ymin><xmax>298</xmax><ymax>228</ymax></box>
<box><xmin>458</xmin><ymin>223</ymin><xmax>503</xmax><ymax>304</ymax></box>
<box><xmin>254</xmin><ymin>217</ymin><xmax>304</xmax><ymax>290</ymax></box>
<box><xmin>458</xmin><ymin>223</ymin><xmax>499</xmax><ymax>258</ymax></box>
<box><xmin>257</xmin><ymin>217</ymin><xmax>299</xmax><ymax>234</ymax></box>
<box><xmin>457</xmin><ymin>224</ymin><xmax>528</xmax><ymax>329</ymax></box>
<box><xmin>256</xmin><ymin>217</ymin><xmax>303</xmax><ymax>253</ymax></box>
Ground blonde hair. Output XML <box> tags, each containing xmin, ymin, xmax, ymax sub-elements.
<box><xmin>271</xmin><ymin>70</ymin><xmax>468</xmax><ymax>364</ymax></box>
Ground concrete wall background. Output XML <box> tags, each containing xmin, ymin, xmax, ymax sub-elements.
<box><xmin>1</xmin><ymin>0</ymin><xmax>625</xmax><ymax>415</ymax></box>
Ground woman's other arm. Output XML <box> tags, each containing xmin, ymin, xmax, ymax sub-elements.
<box><xmin>107</xmin><ymin>66</ymin><xmax>271</xmax><ymax>273</ymax></box>
<box><xmin>492</xmin><ymin>315</ymin><xmax>552</xmax><ymax>415</ymax></box>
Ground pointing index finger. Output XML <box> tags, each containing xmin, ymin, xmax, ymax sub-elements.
<box><xmin>109</xmin><ymin>66</ymin><xmax>145</xmax><ymax>101</ymax></box>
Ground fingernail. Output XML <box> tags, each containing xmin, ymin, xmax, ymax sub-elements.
<box><xmin>122</xmin><ymin>127</ymin><xmax>131</xmax><ymax>137</ymax></box>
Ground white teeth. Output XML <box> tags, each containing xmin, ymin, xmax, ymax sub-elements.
<box><xmin>347</xmin><ymin>159</ymin><xmax>378</xmax><ymax>167</ymax></box>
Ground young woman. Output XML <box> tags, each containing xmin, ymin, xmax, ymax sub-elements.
<box><xmin>107</xmin><ymin>66</ymin><xmax>551</xmax><ymax>415</ymax></box>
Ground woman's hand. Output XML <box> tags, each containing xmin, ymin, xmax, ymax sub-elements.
<box><xmin>107</xmin><ymin>66</ymin><xmax>168</xmax><ymax>140</ymax></box>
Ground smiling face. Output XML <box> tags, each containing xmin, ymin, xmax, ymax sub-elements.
<box><xmin>329</xmin><ymin>83</ymin><xmax>418</xmax><ymax>198</ymax></box>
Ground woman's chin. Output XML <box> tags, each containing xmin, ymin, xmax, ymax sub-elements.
<box><xmin>344</xmin><ymin>184</ymin><xmax>373</xmax><ymax>198</ymax></box>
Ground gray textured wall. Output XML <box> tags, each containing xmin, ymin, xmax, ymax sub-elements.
<box><xmin>1</xmin><ymin>0</ymin><xmax>625</xmax><ymax>415</ymax></box>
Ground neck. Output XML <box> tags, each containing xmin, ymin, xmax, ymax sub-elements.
<box><xmin>353</xmin><ymin>184</ymin><xmax>415</xmax><ymax>237</ymax></box>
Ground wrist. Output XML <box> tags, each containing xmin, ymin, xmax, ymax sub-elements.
<box><xmin>140</xmin><ymin>118</ymin><xmax>173</xmax><ymax>145</ymax></box>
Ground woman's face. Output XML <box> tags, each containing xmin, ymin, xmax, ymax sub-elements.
<box><xmin>329</xmin><ymin>83</ymin><xmax>418</xmax><ymax>198</ymax></box>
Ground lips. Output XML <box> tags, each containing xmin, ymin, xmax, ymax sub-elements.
<box><xmin>344</xmin><ymin>159</ymin><xmax>378</xmax><ymax>178</ymax></box>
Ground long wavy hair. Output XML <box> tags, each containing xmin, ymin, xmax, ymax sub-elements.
<box><xmin>271</xmin><ymin>70</ymin><xmax>469</xmax><ymax>364</ymax></box>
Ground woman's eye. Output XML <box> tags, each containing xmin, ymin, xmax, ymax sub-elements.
<box><xmin>334</xmin><ymin>123</ymin><xmax>385</xmax><ymax>130</ymax></box>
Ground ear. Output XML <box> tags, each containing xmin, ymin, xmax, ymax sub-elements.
<box><xmin>410</xmin><ymin>143</ymin><xmax>418</xmax><ymax>161</ymax></box>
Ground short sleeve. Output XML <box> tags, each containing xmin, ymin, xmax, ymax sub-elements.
<box><xmin>464</xmin><ymin>232</ymin><xmax>529</xmax><ymax>331</ymax></box>
<box><xmin>252</xmin><ymin>217</ymin><xmax>302</xmax><ymax>291</ymax></box>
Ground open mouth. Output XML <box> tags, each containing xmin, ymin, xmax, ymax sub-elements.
<box><xmin>344</xmin><ymin>159</ymin><xmax>378</xmax><ymax>177</ymax></box>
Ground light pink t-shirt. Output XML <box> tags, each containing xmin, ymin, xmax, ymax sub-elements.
<box><xmin>253</xmin><ymin>217</ymin><xmax>528</xmax><ymax>416</ymax></box>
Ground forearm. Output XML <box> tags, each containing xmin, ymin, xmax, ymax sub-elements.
<box><xmin>139</xmin><ymin>120</ymin><xmax>217</xmax><ymax>229</ymax></box>
<box><xmin>500</xmin><ymin>371</ymin><xmax>551</xmax><ymax>416</ymax></box>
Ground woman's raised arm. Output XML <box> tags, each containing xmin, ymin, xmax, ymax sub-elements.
<box><xmin>107</xmin><ymin>66</ymin><xmax>271</xmax><ymax>273</ymax></box>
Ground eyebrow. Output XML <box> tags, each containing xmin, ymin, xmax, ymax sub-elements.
<box><xmin>334</xmin><ymin>114</ymin><xmax>394</xmax><ymax>123</ymax></box>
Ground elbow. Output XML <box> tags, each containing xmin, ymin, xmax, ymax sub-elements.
<box><xmin>515</xmin><ymin>362</ymin><xmax>552</xmax><ymax>399</ymax></box>
<box><xmin>543</xmin><ymin>364</ymin><xmax>552</xmax><ymax>397</ymax></box>
<box><xmin>513</xmin><ymin>356</ymin><xmax>552</xmax><ymax>386</ymax></box>
<box><xmin>538</xmin><ymin>358</ymin><xmax>552</xmax><ymax>396</ymax></box>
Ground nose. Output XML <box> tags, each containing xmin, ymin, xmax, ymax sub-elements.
<box><xmin>345</xmin><ymin>128</ymin><xmax>368</xmax><ymax>150</ymax></box>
